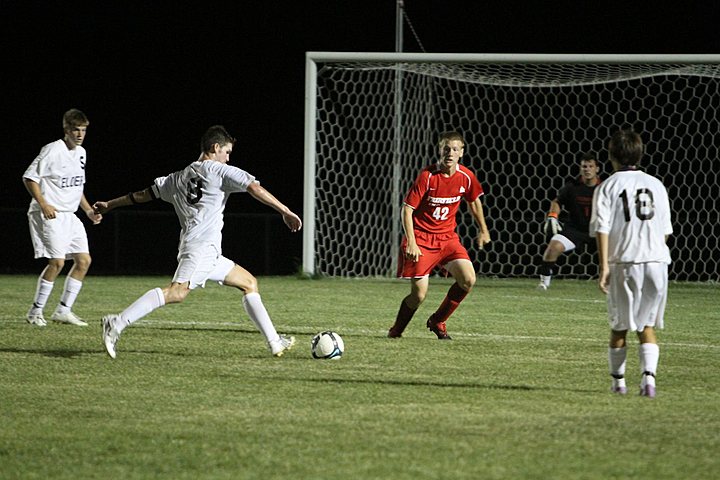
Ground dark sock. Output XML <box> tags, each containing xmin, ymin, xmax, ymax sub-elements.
<box><xmin>390</xmin><ymin>299</ymin><xmax>416</xmax><ymax>335</ymax></box>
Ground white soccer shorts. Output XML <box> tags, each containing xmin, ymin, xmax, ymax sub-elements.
<box><xmin>551</xmin><ymin>233</ymin><xmax>576</xmax><ymax>252</ymax></box>
<box><xmin>28</xmin><ymin>211</ymin><xmax>89</xmax><ymax>259</ymax></box>
<box><xmin>172</xmin><ymin>244</ymin><xmax>235</xmax><ymax>289</ymax></box>
<box><xmin>606</xmin><ymin>262</ymin><xmax>668</xmax><ymax>332</ymax></box>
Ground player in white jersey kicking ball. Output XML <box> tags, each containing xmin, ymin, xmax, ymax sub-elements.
<box><xmin>93</xmin><ymin>125</ymin><xmax>301</xmax><ymax>358</ymax></box>
<box><xmin>590</xmin><ymin>128</ymin><xmax>673</xmax><ymax>398</ymax></box>
<box><xmin>23</xmin><ymin>108</ymin><xmax>103</xmax><ymax>327</ymax></box>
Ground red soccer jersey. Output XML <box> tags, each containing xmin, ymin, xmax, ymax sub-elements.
<box><xmin>404</xmin><ymin>164</ymin><xmax>484</xmax><ymax>235</ymax></box>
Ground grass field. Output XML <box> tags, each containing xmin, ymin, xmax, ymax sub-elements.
<box><xmin>1</xmin><ymin>274</ymin><xmax>719</xmax><ymax>479</ymax></box>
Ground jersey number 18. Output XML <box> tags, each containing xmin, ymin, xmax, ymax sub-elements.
<box><xmin>620</xmin><ymin>188</ymin><xmax>655</xmax><ymax>221</ymax></box>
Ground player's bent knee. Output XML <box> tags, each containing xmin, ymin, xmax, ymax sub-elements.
<box><xmin>165</xmin><ymin>286</ymin><xmax>190</xmax><ymax>304</ymax></box>
<box><xmin>224</xmin><ymin>265</ymin><xmax>258</xmax><ymax>293</ymax></box>
<box><xmin>75</xmin><ymin>255</ymin><xmax>92</xmax><ymax>271</ymax></box>
<box><xmin>48</xmin><ymin>258</ymin><xmax>65</xmax><ymax>270</ymax></box>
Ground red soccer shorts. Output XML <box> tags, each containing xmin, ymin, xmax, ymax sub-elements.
<box><xmin>397</xmin><ymin>231</ymin><xmax>470</xmax><ymax>278</ymax></box>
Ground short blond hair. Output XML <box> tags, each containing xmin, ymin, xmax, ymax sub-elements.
<box><xmin>438</xmin><ymin>131</ymin><xmax>464</xmax><ymax>148</ymax></box>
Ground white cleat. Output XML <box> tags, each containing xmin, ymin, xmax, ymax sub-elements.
<box><xmin>269</xmin><ymin>335</ymin><xmax>296</xmax><ymax>357</ymax></box>
<box><xmin>26</xmin><ymin>311</ymin><xmax>47</xmax><ymax>327</ymax></box>
<box><xmin>50</xmin><ymin>310</ymin><xmax>88</xmax><ymax>326</ymax></box>
<box><xmin>536</xmin><ymin>283</ymin><xmax>548</xmax><ymax>291</ymax></box>
<box><xmin>102</xmin><ymin>315</ymin><xmax>121</xmax><ymax>359</ymax></box>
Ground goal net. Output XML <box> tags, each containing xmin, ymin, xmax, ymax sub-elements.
<box><xmin>303</xmin><ymin>53</ymin><xmax>720</xmax><ymax>282</ymax></box>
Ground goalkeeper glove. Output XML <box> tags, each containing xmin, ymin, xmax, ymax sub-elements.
<box><xmin>544</xmin><ymin>213</ymin><xmax>562</xmax><ymax>236</ymax></box>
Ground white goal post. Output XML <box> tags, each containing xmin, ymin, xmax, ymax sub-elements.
<box><xmin>303</xmin><ymin>52</ymin><xmax>720</xmax><ymax>281</ymax></box>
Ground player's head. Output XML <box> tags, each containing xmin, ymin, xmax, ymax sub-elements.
<box><xmin>201</xmin><ymin>125</ymin><xmax>236</xmax><ymax>155</ymax></box>
<box><xmin>608</xmin><ymin>129</ymin><xmax>643</xmax><ymax>167</ymax></box>
<box><xmin>62</xmin><ymin>109</ymin><xmax>89</xmax><ymax>147</ymax></box>
<box><xmin>437</xmin><ymin>131</ymin><xmax>465</xmax><ymax>172</ymax></box>
<box><xmin>577</xmin><ymin>151</ymin><xmax>600</xmax><ymax>181</ymax></box>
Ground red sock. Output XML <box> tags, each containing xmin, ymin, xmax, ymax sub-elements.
<box><xmin>433</xmin><ymin>282</ymin><xmax>469</xmax><ymax>323</ymax></box>
<box><xmin>390</xmin><ymin>299</ymin><xmax>416</xmax><ymax>335</ymax></box>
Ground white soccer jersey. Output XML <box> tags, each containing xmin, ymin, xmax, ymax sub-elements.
<box><xmin>23</xmin><ymin>139</ymin><xmax>87</xmax><ymax>213</ymax></box>
<box><xmin>152</xmin><ymin>160</ymin><xmax>256</xmax><ymax>254</ymax></box>
<box><xmin>590</xmin><ymin>169</ymin><xmax>672</xmax><ymax>264</ymax></box>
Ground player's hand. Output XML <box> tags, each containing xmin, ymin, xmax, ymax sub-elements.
<box><xmin>598</xmin><ymin>268</ymin><xmax>610</xmax><ymax>294</ymax></box>
<box><xmin>404</xmin><ymin>244</ymin><xmax>422</xmax><ymax>263</ymax></box>
<box><xmin>544</xmin><ymin>215</ymin><xmax>562</xmax><ymax>236</ymax></box>
<box><xmin>282</xmin><ymin>211</ymin><xmax>302</xmax><ymax>232</ymax></box>
<box><xmin>41</xmin><ymin>203</ymin><xmax>57</xmax><ymax>220</ymax></box>
<box><xmin>86</xmin><ymin>209</ymin><xmax>103</xmax><ymax>225</ymax></box>
<box><xmin>476</xmin><ymin>231</ymin><xmax>491</xmax><ymax>250</ymax></box>
<box><xmin>92</xmin><ymin>201</ymin><xmax>111</xmax><ymax>215</ymax></box>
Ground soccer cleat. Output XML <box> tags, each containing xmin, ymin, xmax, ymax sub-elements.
<box><xmin>611</xmin><ymin>376</ymin><xmax>627</xmax><ymax>395</ymax></box>
<box><xmin>26</xmin><ymin>311</ymin><xmax>47</xmax><ymax>327</ymax></box>
<box><xmin>269</xmin><ymin>335</ymin><xmax>296</xmax><ymax>357</ymax></box>
<box><xmin>387</xmin><ymin>327</ymin><xmax>402</xmax><ymax>338</ymax></box>
<box><xmin>611</xmin><ymin>386</ymin><xmax>628</xmax><ymax>395</ymax></box>
<box><xmin>426</xmin><ymin>315</ymin><xmax>452</xmax><ymax>340</ymax></box>
<box><xmin>102</xmin><ymin>315</ymin><xmax>121</xmax><ymax>359</ymax></box>
<box><xmin>639</xmin><ymin>384</ymin><xmax>656</xmax><ymax>398</ymax></box>
<box><xmin>50</xmin><ymin>310</ymin><xmax>88</xmax><ymax>326</ymax></box>
<box><xmin>639</xmin><ymin>372</ymin><xmax>656</xmax><ymax>398</ymax></box>
<box><xmin>536</xmin><ymin>282</ymin><xmax>548</xmax><ymax>291</ymax></box>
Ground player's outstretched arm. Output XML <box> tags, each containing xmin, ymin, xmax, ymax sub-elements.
<box><xmin>93</xmin><ymin>187</ymin><xmax>155</xmax><ymax>215</ymax></box>
<box><xmin>246</xmin><ymin>182</ymin><xmax>302</xmax><ymax>232</ymax></box>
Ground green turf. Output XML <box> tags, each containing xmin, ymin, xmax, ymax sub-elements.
<box><xmin>1</xmin><ymin>275</ymin><xmax>718</xmax><ymax>479</ymax></box>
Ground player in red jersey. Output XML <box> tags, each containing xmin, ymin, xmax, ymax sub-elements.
<box><xmin>388</xmin><ymin>131</ymin><xmax>491</xmax><ymax>340</ymax></box>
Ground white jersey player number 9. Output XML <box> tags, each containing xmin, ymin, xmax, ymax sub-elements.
<box><xmin>186</xmin><ymin>178</ymin><xmax>204</xmax><ymax>205</ymax></box>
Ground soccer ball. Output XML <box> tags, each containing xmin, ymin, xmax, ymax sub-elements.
<box><xmin>311</xmin><ymin>331</ymin><xmax>344</xmax><ymax>360</ymax></box>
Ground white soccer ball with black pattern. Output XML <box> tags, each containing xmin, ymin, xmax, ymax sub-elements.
<box><xmin>311</xmin><ymin>331</ymin><xmax>344</xmax><ymax>360</ymax></box>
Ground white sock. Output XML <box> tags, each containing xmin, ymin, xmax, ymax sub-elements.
<box><xmin>243</xmin><ymin>292</ymin><xmax>279</xmax><ymax>343</ymax></box>
<box><xmin>31</xmin><ymin>278</ymin><xmax>54</xmax><ymax>313</ymax></box>
<box><xmin>639</xmin><ymin>343</ymin><xmax>660</xmax><ymax>376</ymax></box>
<box><xmin>539</xmin><ymin>275</ymin><xmax>551</xmax><ymax>287</ymax></box>
<box><xmin>56</xmin><ymin>277</ymin><xmax>83</xmax><ymax>313</ymax></box>
<box><xmin>119</xmin><ymin>288</ymin><xmax>165</xmax><ymax>332</ymax></box>
<box><xmin>608</xmin><ymin>347</ymin><xmax>627</xmax><ymax>378</ymax></box>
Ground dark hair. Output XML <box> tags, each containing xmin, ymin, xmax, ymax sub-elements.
<box><xmin>578</xmin><ymin>151</ymin><xmax>597</xmax><ymax>163</ymax></box>
<box><xmin>608</xmin><ymin>129</ymin><xmax>643</xmax><ymax>166</ymax></box>
<box><xmin>201</xmin><ymin>125</ymin><xmax>236</xmax><ymax>154</ymax></box>
<box><xmin>62</xmin><ymin>108</ymin><xmax>89</xmax><ymax>129</ymax></box>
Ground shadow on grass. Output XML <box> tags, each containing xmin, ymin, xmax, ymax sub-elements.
<box><xmin>253</xmin><ymin>373</ymin><xmax>599</xmax><ymax>393</ymax></box>
<box><xmin>0</xmin><ymin>346</ymin><xmax>192</xmax><ymax>359</ymax></box>
<box><xmin>297</xmin><ymin>376</ymin><xmax>541</xmax><ymax>391</ymax></box>
<box><xmin>0</xmin><ymin>347</ymin><xmax>96</xmax><ymax>359</ymax></box>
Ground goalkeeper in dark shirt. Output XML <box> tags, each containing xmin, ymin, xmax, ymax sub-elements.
<box><xmin>538</xmin><ymin>152</ymin><xmax>602</xmax><ymax>290</ymax></box>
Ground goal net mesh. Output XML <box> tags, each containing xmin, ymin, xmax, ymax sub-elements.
<box><xmin>312</xmin><ymin>59</ymin><xmax>720</xmax><ymax>281</ymax></box>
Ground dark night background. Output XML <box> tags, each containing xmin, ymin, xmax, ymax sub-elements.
<box><xmin>2</xmin><ymin>1</ymin><xmax>718</xmax><ymax>275</ymax></box>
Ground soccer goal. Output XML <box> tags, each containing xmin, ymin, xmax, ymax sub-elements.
<box><xmin>303</xmin><ymin>52</ymin><xmax>720</xmax><ymax>281</ymax></box>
